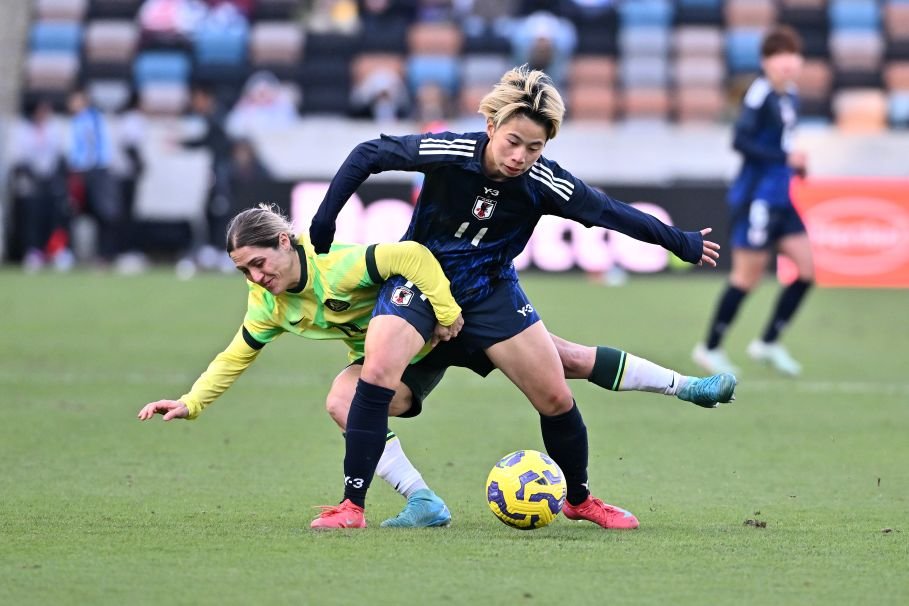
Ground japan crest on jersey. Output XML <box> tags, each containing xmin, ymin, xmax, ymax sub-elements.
<box><xmin>472</xmin><ymin>196</ymin><xmax>496</xmax><ymax>220</ymax></box>
<box><xmin>391</xmin><ymin>286</ymin><xmax>414</xmax><ymax>306</ymax></box>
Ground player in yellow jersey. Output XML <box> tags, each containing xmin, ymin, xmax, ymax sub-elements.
<box><xmin>138</xmin><ymin>204</ymin><xmax>735</xmax><ymax>528</ymax></box>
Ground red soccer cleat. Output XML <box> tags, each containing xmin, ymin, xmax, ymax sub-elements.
<box><xmin>562</xmin><ymin>495</ymin><xmax>640</xmax><ymax>530</ymax></box>
<box><xmin>310</xmin><ymin>499</ymin><xmax>367</xmax><ymax>529</ymax></box>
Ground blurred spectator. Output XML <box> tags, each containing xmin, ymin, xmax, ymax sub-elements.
<box><xmin>305</xmin><ymin>0</ymin><xmax>359</xmax><ymax>34</ymax></box>
<box><xmin>225</xmin><ymin>71</ymin><xmax>298</xmax><ymax>139</ymax></box>
<box><xmin>179</xmin><ymin>83</ymin><xmax>234</xmax><ymax>271</ymax></box>
<box><xmin>350</xmin><ymin>68</ymin><xmax>410</xmax><ymax>122</ymax></box>
<box><xmin>358</xmin><ymin>0</ymin><xmax>417</xmax><ymax>29</ymax></box>
<box><xmin>413</xmin><ymin>81</ymin><xmax>451</xmax><ymax>128</ymax></box>
<box><xmin>113</xmin><ymin>91</ymin><xmax>150</xmax><ymax>273</ymax></box>
<box><xmin>138</xmin><ymin>0</ymin><xmax>207</xmax><ymax>48</ymax></box>
<box><xmin>8</xmin><ymin>98</ymin><xmax>71</xmax><ymax>272</ymax></box>
<box><xmin>229</xmin><ymin>139</ymin><xmax>271</xmax><ymax>210</ymax></box>
<box><xmin>508</xmin><ymin>11</ymin><xmax>577</xmax><ymax>87</ymax></box>
<box><xmin>67</xmin><ymin>88</ymin><xmax>124</xmax><ymax>266</ymax></box>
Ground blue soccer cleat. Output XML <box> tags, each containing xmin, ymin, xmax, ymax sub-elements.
<box><xmin>380</xmin><ymin>488</ymin><xmax>452</xmax><ymax>528</ymax></box>
<box><xmin>677</xmin><ymin>373</ymin><xmax>738</xmax><ymax>408</ymax></box>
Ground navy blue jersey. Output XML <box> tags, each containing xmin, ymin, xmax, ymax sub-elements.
<box><xmin>728</xmin><ymin>77</ymin><xmax>799</xmax><ymax>209</ymax></box>
<box><xmin>311</xmin><ymin>131</ymin><xmax>703</xmax><ymax>305</ymax></box>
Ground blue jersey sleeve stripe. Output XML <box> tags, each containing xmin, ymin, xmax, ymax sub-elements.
<box><xmin>241</xmin><ymin>326</ymin><xmax>266</xmax><ymax>350</ymax></box>
<box><xmin>365</xmin><ymin>244</ymin><xmax>381</xmax><ymax>284</ymax></box>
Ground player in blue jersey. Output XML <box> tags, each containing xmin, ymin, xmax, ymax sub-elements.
<box><xmin>308</xmin><ymin>65</ymin><xmax>726</xmax><ymax>530</ymax></box>
<box><xmin>694</xmin><ymin>26</ymin><xmax>813</xmax><ymax>377</ymax></box>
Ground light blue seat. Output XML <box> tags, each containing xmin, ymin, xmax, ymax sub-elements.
<box><xmin>194</xmin><ymin>27</ymin><xmax>249</xmax><ymax>67</ymax></box>
<box><xmin>30</xmin><ymin>22</ymin><xmax>82</xmax><ymax>53</ymax></box>
<box><xmin>889</xmin><ymin>92</ymin><xmax>909</xmax><ymax>126</ymax></box>
<box><xmin>726</xmin><ymin>28</ymin><xmax>763</xmax><ymax>73</ymax></box>
<box><xmin>618</xmin><ymin>0</ymin><xmax>674</xmax><ymax>28</ymax></box>
<box><xmin>407</xmin><ymin>55</ymin><xmax>459</xmax><ymax>95</ymax></box>
<box><xmin>133</xmin><ymin>51</ymin><xmax>191</xmax><ymax>87</ymax></box>
<box><xmin>829</xmin><ymin>0</ymin><xmax>880</xmax><ymax>31</ymax></box>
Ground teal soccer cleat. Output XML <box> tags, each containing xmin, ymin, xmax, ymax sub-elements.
<box><xmin>677</xmin><ymin>373</ymin><xmax>738</xmax><ymax>408</ymax></box>
<box><xmin>380</xmin><ymin>489</ymin><xmax>452</xmax><ymax>528</ymax></box>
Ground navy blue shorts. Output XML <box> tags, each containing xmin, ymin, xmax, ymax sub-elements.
<box><xmin>730</xmin><ymin>200</ymin><xmax>806</xmax><ymax>250</ymax></box>
<box><xmin>373</xmin><ymin>275</ymin><xmax>541</xmax><ymax>352</ymax></box>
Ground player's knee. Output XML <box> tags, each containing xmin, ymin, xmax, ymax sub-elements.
<box><xmin>557</xmin><ymin>344</ymin><xmax>588</xmax><ymax>378</ymax></box>
<box><xmin>360</xmin><ymin>358</ymin><xmax>405</xmax><ymax>389</ymax></box>
<box><xmin>531</xmin><ymin>386</ymin><xmax>575</xmax><ymax>416</ymax></box>
<box><xmin>325</xmin><ymin>388</ymin><xmax>352</xmax><ymax>429</ymax></box>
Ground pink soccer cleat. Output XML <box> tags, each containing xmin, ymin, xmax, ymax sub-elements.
<box><xmin>310</xmin><ymin>499</ymin><xmax>367</xmax><ymax>529</ymax></box>
<box><xmin>562</xmin><ymin>495</ymin><xmax>640</xmax><ymax>530</ymax></box>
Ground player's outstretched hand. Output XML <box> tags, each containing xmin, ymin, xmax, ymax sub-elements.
<box><xmin>309</xmin><ymin>219</ymin><xmax>336</xmax><ymax>254</ymax></box>
<box><xmin>430</xmin><ymin>314</ymin><xmax>464</xmax><ymax>347</ymax></box>
<box><xmin>137</xmin><ymin>399</ymin><xmax>189</xmax><ymax>421</ymax></box>
<box><xmin>698</xmin><ymin>227</ymin><xmax>720</xmax><ymax>267</ymax></box>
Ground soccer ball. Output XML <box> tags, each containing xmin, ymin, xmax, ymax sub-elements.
<box><xmin>485</xmin><ymin>449</ymin><xmax>566</xmax><ymax>530</ymax></box>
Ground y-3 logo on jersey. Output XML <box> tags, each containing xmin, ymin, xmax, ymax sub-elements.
<box><xmin>516</xmin><ymin>304</ymin><xmax>534</xmax><ymax>317</ymax></box>
<box><xmin>472</xmin><ymin>196</ymin><xmax>496</xmax><ymax>220</ymax></box>
<box><xmin>484</xmin><ymin>187</ymin><xmax>499</xmax><ymax>196</ymax></box>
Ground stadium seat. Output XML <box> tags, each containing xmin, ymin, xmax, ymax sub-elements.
<box><xmin>85</xmin><ymin>20</ymin><xmax>140</xmax><ymax>65</ymax></box>
<box><xmin>140</xmin><ymin>82</ymin><xmax>189</xmax><ymax>115</ymax></box>
<box><xmin>726</xmin><ymin>27</ymin><xmax>763</xmax><ymax>73</ymax></box>
<box><xmin>673</xmin><ymin>26</ymin><xmax>724</xmax><ymax>58</ymax></box>
<box><xmin>676</xmin><ymin>0</ymin><xmax>723</xmax><ymax>25</ymax></box>
<box><xmin>461</xmin><ymin>54</ymin><xmax>511</xmax><ymax>88</ymax></box>
<box><xmin>829</xmin><ymin>30</ymin><xmax>885</xmax><ymax>72</ymax></box>
<box><xmin>35</xmin><ymin>0</ymin><xmax>87</xmax><ymax>22</ymax></box>
<box><xmin>884</xmin><ymin>2</ymin><xmax>909</xmax><ymax>42</ymax></box>
<box><xmin>25</xmin><ymin>51</ymin><xmax>79</xmax><ymax>92</ymax></box>
<box><xmin>351</xmin><ymin>53</ymin><xmax>405</xmax><ymax>88</ymax></box>
<box><xmin>673</xmin><ymin>56</ymin><xmax>726</xmax><ymax>87</ymax></box>
<box><xmin>87</xmin><ymin>79</ymin><xmax>132</xmax><ymax>112</ymax></box>
<box><xmin>133</xmin><ymin>51</ymin><xmax>191</xmax><ymax>87</ymax></box>
<box><xmin>829</xmin><ymin>0</ymin><xmax>880</xmax><ymax>31</ymax></box>
<box><xmin>798</xmin><ymin>59</ymin><xmax>834</xmax><ymax>102</ymax></box>
<box><xmin>249</xmin><ymin>21</ymin><xmax>305</xmax><ymax>68</ymax></box>
<box><xmin>621</xmin><ymin>87</ymin><xmax>671</xmax><ymax>120</ymax></box>
<box><xmin>459</xmin><ymin>83</ymin><xmax>490</xmax><ymax>118</ymax></box>
<box><xmin>888</xmin><ymin>91</ymin><xmax>909</xmax><ymax>126</ymax></box>
<box><xmin>30</xmin><ymin>22</ymin><xmax>82</xmax><ymax>53</ymax></box>
<box><xmin>621</xmin><ymin>56</ymin><xmax>669</xmax><ymax>88</ymax></box>
<box><xmin>194</xmin><ymin>27</ymin><xmax>249</xmax><ymax>67</ymax></box>
<box><xmin>724</xmin><ymin>0</ymin><xmax>777</xmax><ymax>28</ymax></box>
<box><xmin>675</xmin><ymin>86</ymin><xmax>727</xmax><ymax>123</ymax></box>
<box><xmin>618</xmin><ymin>0</ymin><xmax>674</xmax><ymax>28</ymax></box>
<box><xmin>568</xmin><ymin>84</ymin><xmax>617</xmax><ymax>122</ymax></box>
<box><xmin>833</xmin><ymin>88</ymin><xmax>888</xmax><ymax>132</ymax></box>
<box><xmin>619</xmin><ymin>26</ymin><xmax>671</xmax><ymax>58</ymax></box>
<box><xmin>884</xmin><ymin>61</ymin><xmax>909</xmax><ymax>91</ymax></box>
<box><xmin>568</xmin><ymin>56</ymin><xmax>617</xmax><ymax>88</ymax></box>
<box><xmin>407</xmin><ymin>22</ymin><xmax>463</xmax><ymax>56</ymax></box>
<box><xmin>88</xmin><ymin>0</ymin><xmax>142</xmax><ymax>19</ymax></box>
<box><xmin>254</xmin><ymin>0</ymin><xmax>301</xmax><ymax>21</ymax></box>
<box><xmin>406</xmin><ymin>55</ymin><xmax>459</xmax><ymax>96</ymax></box>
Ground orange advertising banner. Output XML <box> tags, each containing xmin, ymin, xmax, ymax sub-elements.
<box><xmin>780</xmin><ymin>178</ymin><xmax>909</xmax><ymax>288</ymax></box>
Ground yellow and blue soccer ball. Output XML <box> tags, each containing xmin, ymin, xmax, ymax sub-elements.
<box><xmin>486</xmin><ymin>449</ymin><xmax>566</xmax><ymax>530</ymax></box>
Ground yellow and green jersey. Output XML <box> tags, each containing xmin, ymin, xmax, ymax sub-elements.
<box><xmin>180</xmin><ymin>236</ymin><xmax>460</xmax><ymax>419</ymax></box>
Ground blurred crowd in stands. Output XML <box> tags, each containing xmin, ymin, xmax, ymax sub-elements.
<box><xmin>7</xmin><ymin>0</ymin><xmax>909</xmax><ymax>272</ymax></box>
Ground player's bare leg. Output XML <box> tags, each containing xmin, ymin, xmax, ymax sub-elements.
<box><xmin>486</xmin><ymin>321</ymin><xmax>639</xmax><ymax>530</ymax></box>
<box><xmin>551</xmin><ymin>335</ymin><xmax>736</xmax><ymax>408</ymax></box>
<box><xmin>325</xmin><ymin>364</ymin><xmax>450</xmax><ymax>528</ymax></box>
<box><xmin>746</xmin><ymin>233</ymin><xmax>814</xmax><ymax>376</ymax></box>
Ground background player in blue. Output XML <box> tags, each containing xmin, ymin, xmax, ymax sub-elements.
<box><xmin>308</xmin><ymin>66</ymin><xmax>723</xmax><ymax>530</ymax></box>
<box><xmin>694</xmin><ymin>26</ymin><xmax>813</xmax><ymax>377</ymax></box>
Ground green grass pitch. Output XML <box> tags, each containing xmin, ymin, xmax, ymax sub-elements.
<box><xmin>1</xmin><ymin>270</ymin><xmax>907</xmax><ymax>605</ymax></box>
